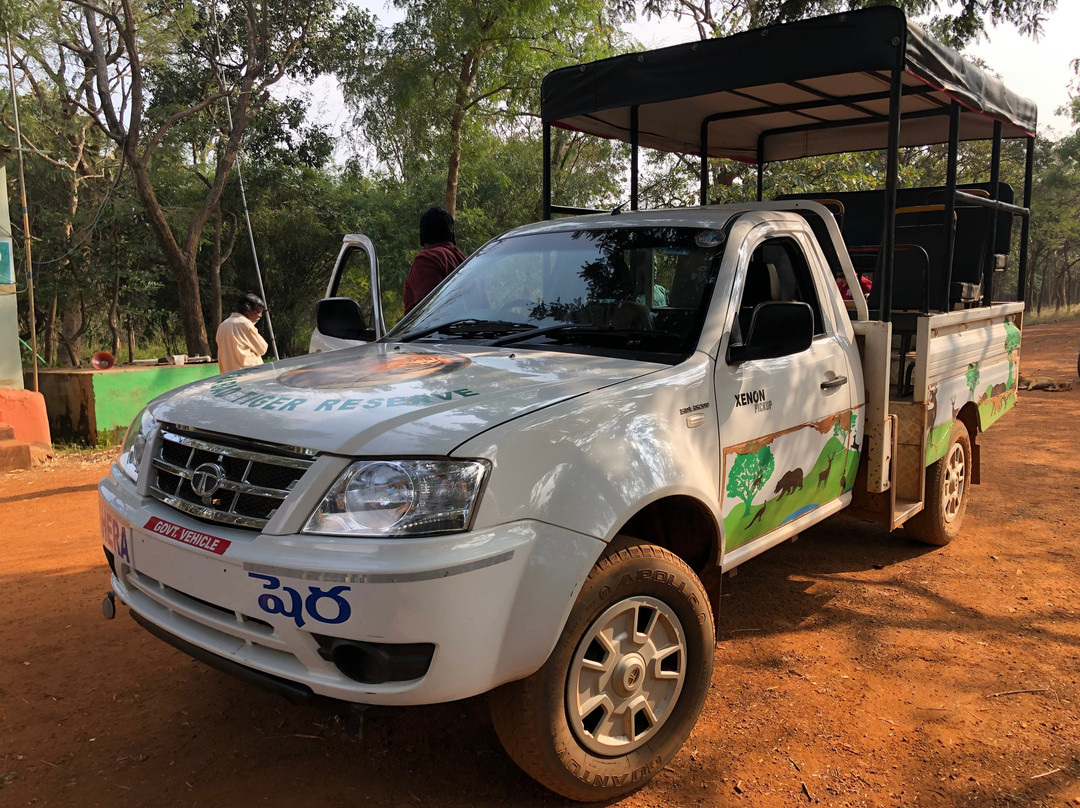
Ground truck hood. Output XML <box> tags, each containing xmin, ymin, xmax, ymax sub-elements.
<box><xmin>149</xmin><ymin>343</ymin><xmax>662</xmax><ymax>456</ymax></box>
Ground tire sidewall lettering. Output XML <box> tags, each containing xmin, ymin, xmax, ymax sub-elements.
<box><xmin>615</xmin><ymin>569</ymin><xmax>702</xmax><ymax>612</ymax></box>
<box><xmin>555</xmin><ymin>743</ymin><xmax>664</xmax><ymax>787</ymax></box>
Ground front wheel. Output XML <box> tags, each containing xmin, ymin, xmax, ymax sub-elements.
<box><xmin>905</xmin><ymin>421</ymin><xmax>972</xmax><ymax>546</ymax></box>
<box><xmin>490</xmin><ymin>542</ymin><xmax>714</xmax><ymax>802</ymax></box>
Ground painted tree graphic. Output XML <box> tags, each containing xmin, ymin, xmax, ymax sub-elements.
<box><xmin>726</xmin><ymin>445</ymin><xmax>775</xmax><ymax>517</ymax></box>
<box><xmin>965</xmin><ymin>362</ymin><xmax>980</xmax><ymax>399</ymax></box>
<box><xmin>832</xmin><ymin>418</ymin><xmax>846</xmax><ymax>442</ymax></box>
<box><xmin>1004</xmin><ymin>321</ymin><xmax>1021</xmax><ymax>389</ymax></box>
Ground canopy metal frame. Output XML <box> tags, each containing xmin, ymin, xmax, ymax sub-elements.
<box><xmin>540</xmin><ymin>7</ymin><xmax>1036</xmax><ymax>320</ymax></box>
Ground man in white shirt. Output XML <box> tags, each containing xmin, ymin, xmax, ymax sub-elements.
<box><xmin>216</xmin><ymin>293</ymin><xmax>268</xmax><ymax>373</ymax></box>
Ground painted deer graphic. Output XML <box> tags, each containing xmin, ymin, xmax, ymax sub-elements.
<box><xmin>818</xmin><ymin>452</ymin><xmax>837</xmax><ymax>487</ymax></box>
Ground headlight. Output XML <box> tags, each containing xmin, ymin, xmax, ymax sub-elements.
<box><xmin>304</xmin><ymin>459</ymin><xmax>488</xmax><ymax>537</ymax></box>
<box><xmin>118</xmin><ymin>408</ymin><xmax>156</xmax><ymax>483</ymax></box>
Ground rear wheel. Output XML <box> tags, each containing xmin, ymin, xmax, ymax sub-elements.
<box><xmin>906</xmin><ymin>421</ymin><xmax>971</xmax><ymax>546</ymax></box>
<box><xmin>490</xmin><ymin>542</ymin><xmax>713</xmax><ymax>802</ymax></box>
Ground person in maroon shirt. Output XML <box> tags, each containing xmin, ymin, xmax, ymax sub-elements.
<box><xmin>402</xmin><ymin>207</ymin><xmax>467</xmax><ymax>314</ymax></box>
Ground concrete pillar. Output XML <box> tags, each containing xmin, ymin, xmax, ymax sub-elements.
<box><xmin>1</xmin><ymin>164</ymin><xmax>24</xmax><ymax>390</ymax></box>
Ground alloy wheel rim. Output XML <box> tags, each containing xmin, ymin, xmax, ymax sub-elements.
<box><xmin>566</xmin><ymin>595</ymin><xmax>687</xmax><ymax>756</ymax></box>
<box><xmin>942</xmin><ymin>441</ymin><xmax>967</xmax><ymax>523</ymax></box>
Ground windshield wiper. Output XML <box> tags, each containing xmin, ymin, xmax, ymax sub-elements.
<box><xmin>493</xmin><ymin>324</ymin><xmax>681</xmax><ymax>351</ymax></box>
<box><xmin>399</xmin><ymin>319</ymin><xmax>535</xmax><ymax>342</ymax></box>
<box><xmin>491</xmin><ymin>323</ymin><xmax>585</xmax><ymax>346</ymax></box>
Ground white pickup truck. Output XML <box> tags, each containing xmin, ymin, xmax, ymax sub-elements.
<box><xmin>100</xmin><ymin>8</ymin><xmax>1035</xmax><ymax>802</ymax></box>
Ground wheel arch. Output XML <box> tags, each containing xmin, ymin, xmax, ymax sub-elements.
<box><xmin>955</xmin><ymin>401</ymin><xmax>981</xmax><ymax>484</ymax></box>
<box><xmin>610</xmin><ymin>494</ymin><xmax>721</xmax><ymax>576</ymax></box>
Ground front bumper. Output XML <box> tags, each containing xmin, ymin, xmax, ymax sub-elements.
<box><xmin>100</xmin><ymin>465</ymin><xmax>603</xmax><ymax>705</ymax></box>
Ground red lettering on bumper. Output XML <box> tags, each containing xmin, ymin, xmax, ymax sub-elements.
<box><xmin>144</xmin><ymin>517</ymin><xmax>231</xmax><ymax>555</ymax></box>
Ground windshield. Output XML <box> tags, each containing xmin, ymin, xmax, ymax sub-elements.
<box><xmin>389</xmin><ymin>226</ymin><xmax>726</xmax><ymax>361</ymax></box>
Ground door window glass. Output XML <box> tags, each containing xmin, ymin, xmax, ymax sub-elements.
<box><xmin>733</xmin><ymin>237</ymin><xmax>825</xmax><ymax>343</ymax></box>
<box><xmin>331</xmin><ymin>246</ymin><xmax>375</xmax><ymax>330</ymax></box>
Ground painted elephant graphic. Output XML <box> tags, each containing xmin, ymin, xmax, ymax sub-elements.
<box><xmin>773</xmin><ymin>467</ymin><xmax>804</xmax><ymax>498</ymax></box>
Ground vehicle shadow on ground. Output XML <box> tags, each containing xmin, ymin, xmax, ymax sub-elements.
<box><xmin>0</xmin><ymin>482</ymin><xmax>98</xmax><ymax>505</ymax></box>
<box><xmin>714</xmin><ymin>514</ymin><xmax>935</xmax><ymax>633</ymax></box>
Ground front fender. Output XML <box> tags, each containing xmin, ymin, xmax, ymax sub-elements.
<box><xmin>456</xmin><ymin>353</ymin><xmax>721</xmax><ymax>544</ymax></box>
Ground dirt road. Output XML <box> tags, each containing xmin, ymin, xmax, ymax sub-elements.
<box><xmin>2</xmin><ymin>321</ymin><xmax>1079</xmax><ymax>808</ymax></box>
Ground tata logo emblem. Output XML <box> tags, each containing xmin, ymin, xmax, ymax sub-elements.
<box><xmin>191</xmin><ymin>462</ymin><xmax>227</xmax><ymax>501</ymax></box>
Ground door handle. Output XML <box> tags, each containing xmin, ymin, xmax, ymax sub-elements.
<box><xmin>820</xmin><ymin>375</ymin><xmax>848</xmax><ymax>390</ymax></box>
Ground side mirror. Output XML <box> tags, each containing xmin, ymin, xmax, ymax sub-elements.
<box><xmin>316</xmin><ymin>297</ymin><xmax>376</xmax><ymax>342</ymax></box>
<box><xmin>726</xmin><ymin>301</ymin><xmax>814</xmax><ymax>364</ymax></box>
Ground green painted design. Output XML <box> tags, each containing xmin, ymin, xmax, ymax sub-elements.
<box><xmin>1003</xmin><ymin>320</ymin><xmax>1021</xmax><ymax>353</ymax></box>
<box><xmin>724</xmin><ymin>435</ymin><xmax>859</xmax><ymax>551</ymax></box>
<box><xmin>92</xmin><ymin>365</ymin><xmax>220</xmax><ymax>434</ymax></box>
<box><xmin>1004</xmin><ymin>320</ymin><xmax>1021</xmax><ymax>392</ymax></box>
<box><xmin>0</xmin><ymin>239</ymin><xmax>12</xmax><ymax>285</ymax></box>
<box><xmin>977</xmin><ymin>390</ymin><xmax>1015</xmax><ymax>431</ymax></box>
<box><xmin>925</xmin><ymin>418</ymin><xmax>955</xmax><ymax>466</ymax></box>
<box><xmin>965</xmin><ymin>363</ymin><xmax>980</xmax><ymax>398</ymax></box>
<box><xmin>725</xmin><ymin>444</ymin><xmax>775</xmax><ymax>518</ymax></box>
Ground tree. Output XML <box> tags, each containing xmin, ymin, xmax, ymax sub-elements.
<box><xmin>726</xmin><ymin>445</ymin><xmax>775</xmax><ymax>517</ymax></box>
<box><xmin>965</xmin><ymin>362</ymin><xmax>980</xmax><ymax>397</ymax></box>
<box><xmin>336</xmin><ymin>0</ymin><xmax>624</xmax><ymax>217</ymax></box>
<box><xmin>30</xmin><ymin>0</ymin><xmax>343</xmax><ymax>355</ymax></box>
<box><xmin>637</xmin><ymin>0</ymin><xmax>1057</xmax><ymax>47</ymax></box>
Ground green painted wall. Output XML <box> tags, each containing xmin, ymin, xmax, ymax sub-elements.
<box><xmin>92</xmin><ymin>364</ymin><xmax>220</xmax><ymax>434</ymax></box>
<box><xmin>32</xmin><ymin>364</ymin><xmax>221</xmax><ymax>442</ymax></box>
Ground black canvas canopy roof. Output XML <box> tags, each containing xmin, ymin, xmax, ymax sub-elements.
<box><xmin>541</xmin><ymin>6</ymin><xmax>1037</xmax><ymax>164</ymax></box>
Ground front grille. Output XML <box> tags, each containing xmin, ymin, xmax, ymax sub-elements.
<box><xmin>150</xmin><ymin>426</ymin><xmax>315</xmax><ymax>530</ymax></box>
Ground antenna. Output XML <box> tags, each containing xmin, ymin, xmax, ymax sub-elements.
<box><xmin>210</xmin><ymin>9</ymin><xmax>279</xmax><ymax>360</ymax></box>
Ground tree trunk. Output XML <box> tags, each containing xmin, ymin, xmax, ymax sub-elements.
<box><xmin>444</xmin><ymin>49</ymin><xmax>481</xmax><ymax>217</ymax></box>
<box><xmin>127</xmin><ymin>316</ymin><xmax>135</xmax><ymax>365</ymax></box>
<box><xmin>173</xmin><ymin>254</ymin><xmax>208</xmax><ymax>356</ymax></box>
<box><xmin>59</xmin><ymin>301</ymin><xmax>83</xmax><ymax>367</ymax></box>
<box><xmin>43</xmin><ymin>294</ymin><xmax>57</xmax><ymax>366</ymax></box>
<box><xmin>211</xmin><ymin>223</ymin><xmax>223</xmax><ymax>331</ymax></box>
<box><xmin>109</xmin><ymin>264</ymin><xmax>121</xmax><ymax>358</ymax></box>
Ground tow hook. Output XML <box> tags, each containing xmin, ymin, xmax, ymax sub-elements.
<box><xmin>102</xmin><ymin>590</ymin><xmax>117</xmax><ymax>620</ymax></box>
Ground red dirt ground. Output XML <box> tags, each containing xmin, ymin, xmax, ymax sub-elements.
<box><xmin>2</xmin><ymin>320</ymin><xmax>1079</xmax><ymax>808</ymax></box>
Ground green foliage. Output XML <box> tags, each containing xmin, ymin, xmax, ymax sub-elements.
<box><xmin>965</xmin><ymin>362</ymin><xmax>980</xmax><ymax>397</ymax></box>
<box><xmin>832</xmin><ymin>413</ymin><xmax>849</xmax><ymax>442</ymax></box>
<box><xmin>726</xmin><ymin>445</ymin><xmax>775</xmax><ymax>517</ymax></box>
<box><xmin>1003</xmin><ymin>320</ymin><xmax>1021</xmax><ymax>353</ymax></box>
<box><xmin>5</xmin><ymin>0</ymin><xmax>1076</xmax><ymax>367</ymax></box>
<box><xmin>636</xmin><ymin>0</ymin><xmax>1056</xmax><ymax>47</ymax></box>
<box><xmin>333</xmin><ymin>0</ymin><xmax>626</xmax><ymax>214</ymax></box>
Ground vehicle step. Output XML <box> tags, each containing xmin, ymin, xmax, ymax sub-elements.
<box><xmin>893</xmin><ymin>498</ymin><xmax>924</xmax><ymax>526</ymax></box>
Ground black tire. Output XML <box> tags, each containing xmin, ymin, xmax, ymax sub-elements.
<box><xmin>489</xmin><ymin>542</ymin><xmax>714</xmax><ymax>802</ymax></box>
<box><xmin>905</xmin><ymin>421</ymin><xmax>972</xmax><ymax>546</ymax></box>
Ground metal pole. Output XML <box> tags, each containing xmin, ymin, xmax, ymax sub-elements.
<box><xmin>630</xmin><ymin>105</ymin><xmax>639</xmax><ymax>211</ymax></box>
<box><xmin>880</xmin><ymin>67</ymin><xmax>903</xmax><ymax>325</ymax></box>
<box><xmin>212</xmin><ymin>17</ymin><xmax>278</xmax><ymax>359</ymax></box>
<box><xmin>232</xmin><ymin>150</ymin><xmax>277</xmax><ymax>360</ymax></box>
<box><xmin>983</xmin><ymin>121</ymin><xmax>1002</xmax><ymax>306</ymax></box>
<box><xmin>543</xmin><ymin>124</ymin><xmax>552</xmax><ymax>220</ymax></box>
<box><xmin>1017</xmin><ymin>136</ymin><xmax>1034</xmax><ymax>304</ymax></box>
<box><xmin>699</xmin><ymin>120</ymin><xmax>709</xmax><ymax>205</ymax></box>
<box><xmin>5</xmin><ymin>33</ymin><xmax>38</xmax><ymax>390</ymax></box>
<box><xmin>756</xmin><ymin>134</ymin><xmax>765</xmax><ymax>202</ymax></box>
<box><xmin>942</xmin><ymin>102</ymin><xmax>960</xmax><ymax>312</ymax></box>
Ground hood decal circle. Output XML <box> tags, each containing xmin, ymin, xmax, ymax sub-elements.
<box><xmin>277</xmin><ymin>350</ymin><xmax>471</xmax><ymax>390</ymax></box>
